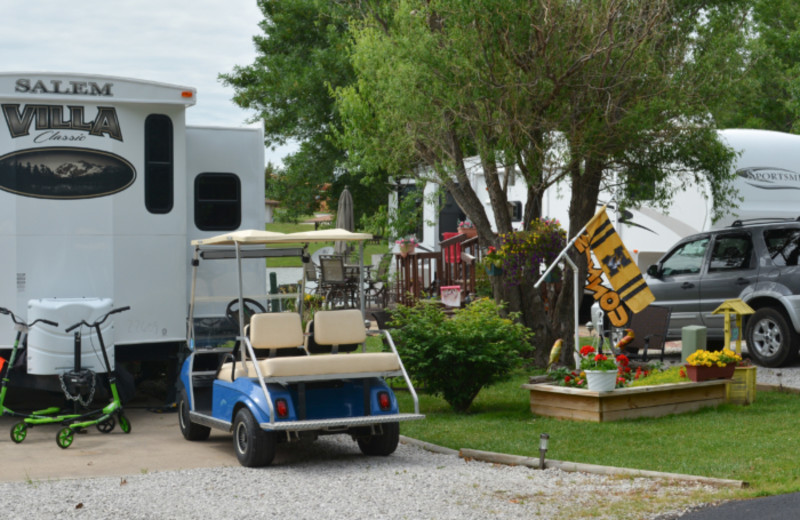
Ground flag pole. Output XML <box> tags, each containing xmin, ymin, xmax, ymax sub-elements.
<box><xmin>534</xmin><ymin>205</ymin><xmax>607</xmax><ymax>368</ymax></box>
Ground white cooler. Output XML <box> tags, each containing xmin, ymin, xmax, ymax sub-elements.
<box><xmin>26</xmin><ymin>297</ymin><xmax>114</xmax><ymax>375</ymax></box>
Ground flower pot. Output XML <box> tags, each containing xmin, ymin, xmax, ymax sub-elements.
<box><xmin>398</xmin><ymin>243</ymin><xmax>415</xmax><ymax>257</ymax></box>
<box><xmin>584</xmin><ymin>370</ymin><xmax>617</xmax><ymax>392</ymax></box>
<box><xmin>485</xmin><ymin>264</ymin><xmax>503</xmax><ymax>276</ymax></box>
<box><xmin>458</xmin><ymin>227</ymin><xmax>477</xmax><ymax>239</ymax></box>
<box><xmin>685</xmin><ymin>364</ymin><xmax>735</xmax><ymax>382</ymax></box>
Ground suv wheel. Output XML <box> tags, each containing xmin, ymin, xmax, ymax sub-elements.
<box><xmin>745</xmin><ymin>307</ymin><xmax>799</xmax><ymax>367</ymax></box>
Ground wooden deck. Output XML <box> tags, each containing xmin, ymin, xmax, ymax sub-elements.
<box><xmin>392</xmin><ymin>234</ymin><xmax>480</xmax><ymax>306</ymax></box>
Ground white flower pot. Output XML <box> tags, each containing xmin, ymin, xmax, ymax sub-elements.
<box><xmin>584</xmin><ymin>370</ymin><xmax>617</xmax><ymax>392</ymax></box>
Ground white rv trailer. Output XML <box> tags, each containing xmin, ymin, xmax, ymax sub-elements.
<box><xmin>406</xmin><ymin>129</ymin><xmax>800</xmax><ymax>268</ymax></box>
<box><xmin>0</xmin><ymin>73</ymin><xmax>265</xmax><ymax>390</ymax></box>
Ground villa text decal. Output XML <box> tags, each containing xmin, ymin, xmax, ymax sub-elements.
<box><xmin>1</xmin><ymin>104</ymin><xmax>123</xmax><ymax>142</ymax></box>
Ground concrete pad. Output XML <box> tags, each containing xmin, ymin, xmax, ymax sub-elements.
<box><xmin>0</xmin><ymin>407</ymin><xmax>238</xmax><ymax>483</ymax></box>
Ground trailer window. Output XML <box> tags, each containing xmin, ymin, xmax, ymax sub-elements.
<box><xmin>195</xmin><ymin>173</ymin><xmax>241</xmax><ymax>231</ymax></box>
<box><xmin>145</xmin><ymin>114</ymin><xmax>173</xmax><ymax>214</ymax></box>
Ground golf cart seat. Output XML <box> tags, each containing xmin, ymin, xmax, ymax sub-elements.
<box><xmin>217</xmin><ymin>312</ymin><xmax>307</xmax><ymax>382</ymax></box>
<box><xmin>218</xmin><ymin>310</ymin><xmax>401</xmax><ymax>382</ymax></box>
<box><xmin>262</xmin><ymin>309</ymin><xmax>401</xmax><ymax>380</ymax></box>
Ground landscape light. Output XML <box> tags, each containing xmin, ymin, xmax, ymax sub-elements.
<box><xmin>539</xmin><ymin>433</ymin><xmax>550</xmax><ymax>470</ymax></box>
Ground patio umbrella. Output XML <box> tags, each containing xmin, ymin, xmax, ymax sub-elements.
<box><xmin>334</xmin><ymin>186</ymin><xmax>354</xmax><ymax>255</ymax></box>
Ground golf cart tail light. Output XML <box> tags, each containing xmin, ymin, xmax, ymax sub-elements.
<box><xmin>276</xmin><ymin>398</ymin><xmax>289</xmax><ymax>418</ymax></box>
<box><xmin>378</xmin><ymin>391</ymin><xmax>391</xmax><ymax>411</ymax></box>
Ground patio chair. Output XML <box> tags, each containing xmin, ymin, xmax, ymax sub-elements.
<box><xmin>607</xmin><ymin>305</ymin><xmax>671</xmax><ymax>362</ymax></box>
<box><xmin>319</xmin><ymin>255</ymin><xmax>354</xmax><ymax>308</ymax></box>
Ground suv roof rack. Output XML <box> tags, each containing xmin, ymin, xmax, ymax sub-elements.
<box><xmin>730</xmin><ymin>217</ymin><xmax>800</xmax><ymax>227</ymax></box>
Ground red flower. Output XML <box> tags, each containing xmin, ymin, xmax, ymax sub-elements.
<box><xmin>580</xmin><ymin>345</ymin><xmax>595</xmax><ymax>357</ymax></box>
<box><xmin>679</xmin><ymin>367</ymin><xmax>686</xmax><ymax>378</ymax></box>
<box><xmin>564</xmin><ymin>376</ymin><xmax>571</xmax><ymax>383</ymax></box>
<box><xmin>593</xmin><ymin>353</ymin><xmax>608</xmax><ymax>362</ymax></box>
<box><xmin>616</xmin><ymin>354</ymin><xmax>630</xmax><ymax>366</ymax></box>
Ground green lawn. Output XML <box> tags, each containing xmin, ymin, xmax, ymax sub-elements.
<box><xmin>396</xmin><ymin>372</ymin><xmax>800</xmax><ymax>497</ymax></box>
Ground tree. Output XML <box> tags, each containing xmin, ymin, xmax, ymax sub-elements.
<box><xmin>221</xmin><ymin>0</ymin><xmax>389</xmax><ymax>223</ymax></box>
<box><xmin>336</xmin><ymin>0</ymin><xmax>741</xmax><ymax>366</ymax></box>
<box><xmin>703</xmin><ymin>0</ymin><xmax>800</xmax><ymax>133</ymax></box>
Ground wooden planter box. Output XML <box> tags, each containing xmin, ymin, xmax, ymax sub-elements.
<box><xmin>521</xmin><ymin>380</ymin><xmax>729</xmax><ymax>422</ymax></box>
<box><xmin>726</xmin><ymin>366</ymin><xmax>757</xmax><ymax>405</ymax></box>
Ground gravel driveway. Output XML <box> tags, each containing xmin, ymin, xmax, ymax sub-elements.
<box><xmin>0</xmin><ymin>347</ymin><xmax>795</xmax><ymax>520</ymax></box>
<box><xmin>0</xmin><ymin>434</ymin><xmax>726</xmax><ymax>520</ymax></box>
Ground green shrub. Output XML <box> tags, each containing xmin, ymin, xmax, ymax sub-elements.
<box><xmin>389</xmin><ymin>298</ymin><xmax>533</xmax><ymax>412</ymax></box>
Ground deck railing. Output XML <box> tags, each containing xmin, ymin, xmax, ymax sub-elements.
<box><xmin>393</xmin><ymin>234</ymin><xmax>481</xmax><ymax>307</ymax></box>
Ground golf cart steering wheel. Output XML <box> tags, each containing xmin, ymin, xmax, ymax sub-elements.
<box><xmin>225</xmin><ymin>298</ymin><xmax>266</xmax><ymax>329</ymax></box>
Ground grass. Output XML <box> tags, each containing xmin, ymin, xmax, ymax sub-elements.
<box><xmin>396</xmin><ymin>371</ymin><xmax>800</xmax><ymax>497</ymax></box>
<box><xmin>264</xmin><ymin>221</ymin><xmax>389</xmax><ymax>267</ymax></box>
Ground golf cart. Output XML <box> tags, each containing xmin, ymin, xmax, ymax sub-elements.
<box><xmin>178</xmin><ymin>229</ymin><xmax>423</xmax><ymax>467</ymax></box>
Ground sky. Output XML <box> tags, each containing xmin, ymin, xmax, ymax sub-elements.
<box><xmin>1</xmin><ymin>0</ymin><xmax>294</xmax><ymax>166</ymax></box>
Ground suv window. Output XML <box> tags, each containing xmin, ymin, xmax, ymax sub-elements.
<box><xmin>765</xmin><ymin>228</ymin><xmax>800</xmax><ymax>267</ymax></box>
<box><xmin>660</xmin><ymin>237</ymin><xmax>709</xmax><ymax>276</ymax></box>
<box><xmin>708</xmin><ymin>233</ymin><xmax>753</xmax><ymax>272</ymax></box>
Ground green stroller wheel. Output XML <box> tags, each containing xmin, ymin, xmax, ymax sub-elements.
<box><xmin>10</xmin><ymin>422</ymin><xmax>27</xmax><ymax>444</ymax></box>
<box><xmin>56</xmin><ymin>427</ymin><xmax>74</xmax><ymax>449</ymax></box>
<box><xmin>96</xmin><ymin>417</ymin><xmax>116</xmax><ymax>433</ymax></box>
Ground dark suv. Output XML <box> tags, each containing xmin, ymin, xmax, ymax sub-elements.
<box><xmin>644</xmin><ymin>218</ymin><xmax>800</xmax><ymax>367</ymax></box>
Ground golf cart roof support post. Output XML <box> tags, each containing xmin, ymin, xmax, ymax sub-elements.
<box><xmin>358</xmin><ymin>242</ymin><xmax>366</xmax><ymax>319</ymax></box>
<box><xmin>236</xmin><ymin>242</ymin><xmax>246</xmax><ymax>365</ymax></box>
<box><xmin>243</xmin><ymin>335</ymin><xmax>276</xmax><ymax>424</ymax></box>
<box><xmin>187</xmin><ymin>247</ymin><xmax>200</xmax><ymax>351</ymax></box>
<box><xmin>381</xmin><ymin>329</ymin><xmax>420</xmax><ymax>415</ymax></box>
<box><xmin>299</xmin><ymin>245</ymin><xmax>308</xmax><ymax>318</ymax></box>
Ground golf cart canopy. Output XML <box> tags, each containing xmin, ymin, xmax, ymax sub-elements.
<box><xmin>191</xmin><ymin>228</ymin><xmax>373</xmax><ymax>247</ymax></box>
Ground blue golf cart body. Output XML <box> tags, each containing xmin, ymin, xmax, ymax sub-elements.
<box><xmin>178</xmin><ymin>229</ymin><xmax>423</xmax><ymax>467</ymax></box>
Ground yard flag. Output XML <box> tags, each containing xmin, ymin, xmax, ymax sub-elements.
<box><xmin>583</xmin><ymin>206</ymin><xmax>655</xmax><ymax>313</ymax></box>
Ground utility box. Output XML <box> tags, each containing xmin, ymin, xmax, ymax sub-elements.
<box><xmin>681</xmin><ymin>325</ymin><xmax>707</xmax><ymax>363</ymax></box>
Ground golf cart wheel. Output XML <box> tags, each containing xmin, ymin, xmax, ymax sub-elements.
<box><xmin>357</xmin><ymin>421</ymin><xmax>400</xmax><ymax>456</ymax></box>
<box><xmin>745</xmin><ymin>307</ymin><xmax>799</xmax><ymax>367</ymax></box>
<box><xmin>178</xmin><ymin>389</ymin><xmax>210</xmax><ymax>441</ymax></box>
<box><xmin>118</xmin><ymin>413</ymin><xmax>132</xmax><ymax>434</ymax></box>
<box><xmin>10</xmin><ymin>422</ymin><xmax>27</xmax><ymax>444</ymax></box>
<box><xmin>233</xmin><ymin>407</ymin><xmax>276</xmax><ymax>467</ymax></box>
<box><xmin>56</xmin><ymin>427</ymin><xmax>75</xmax><ymax>449</ymax></box>
<box><xmin>96</xmin><ymin>417</ymin><xmax>116</xmax><ymax>433</ymax></box>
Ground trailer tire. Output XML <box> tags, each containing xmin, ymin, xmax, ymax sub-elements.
<box><xmin>178</xmin><ymin>389</ymin><xmax>210</xmax><ymax>441</ymax></box>
<box><xmin>357</xmin><ymin>421</ymin><xmax>400</xmax><ymax>456</ymax></box>
<box><xmin>745</xmin><ymin>307</ymin><xmax>799</xmax><ymax>367</ymax></box>
<box><xmin>233</xmin><ymin>408</ymin><xmax>275</xmax><ymax>467</ymax></box>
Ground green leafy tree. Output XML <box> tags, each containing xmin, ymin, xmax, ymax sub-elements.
<box><xmin>221</xmin><ymin>0</ymin><xmax>389</xmax><ymax>223</ymax></box>
<box><xmin>703</xmin><ymin>0</ymin><xmax>800</xmax><ymax>133</ymax></box>
<box><xmin>336</xmin><ymin>1</ymin><xmax>741</xmax><ymax>366</ymax></box>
